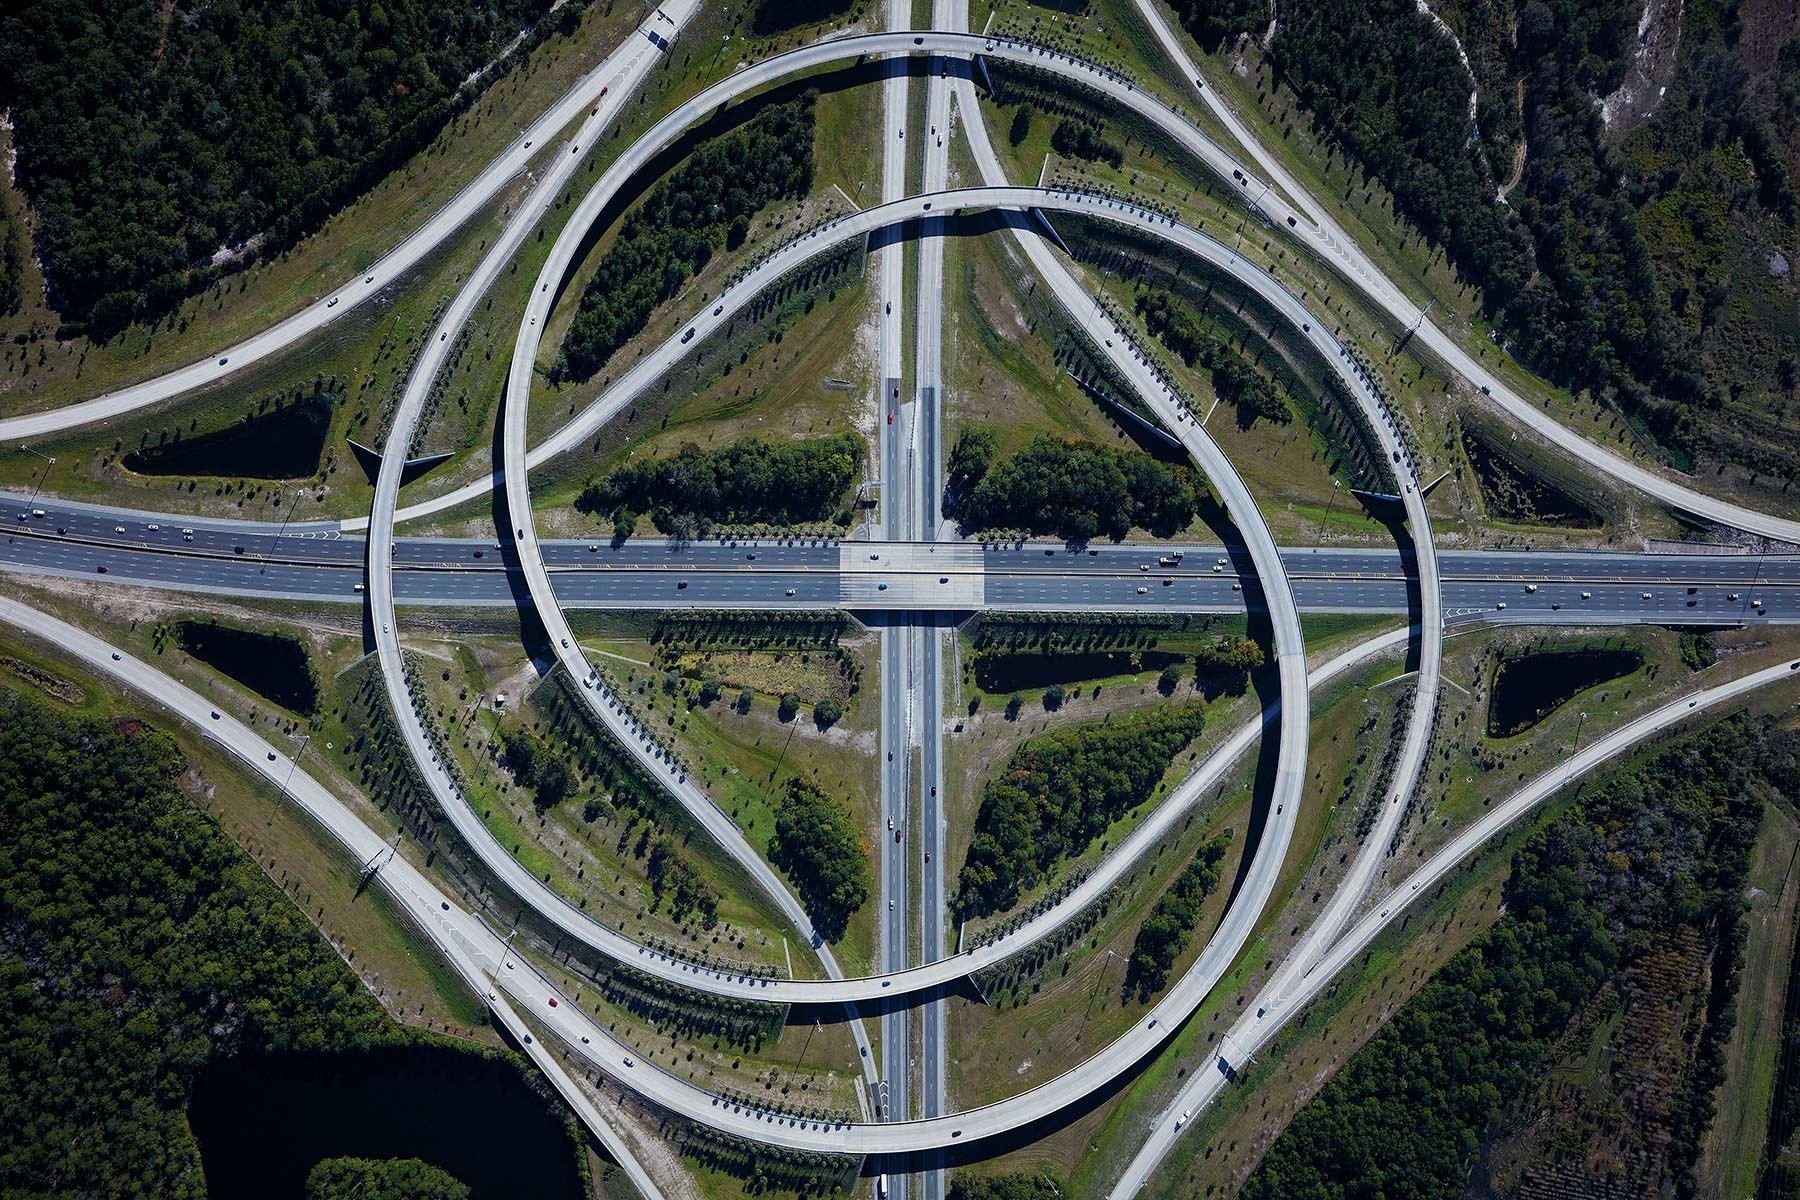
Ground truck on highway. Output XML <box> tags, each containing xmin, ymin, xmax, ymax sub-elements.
<box><xmin>876</xmin><ymin>1175</ymin><xmax>887</xmax><ymax>1198</ymax></box>
<box><xmin>1158</xmin><ymin>553</ymin><xmax>1183</xmax><ymax>567</ymax></box>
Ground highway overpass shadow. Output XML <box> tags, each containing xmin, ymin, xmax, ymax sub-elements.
<box><xmin>489</xmin><ymin>405</ymin><xmax>558</xmax><ymax>672</ymax></box>
<box><xmin>1356</xmin><ymin>495</ymin><xmax>1423</xmax><ymax>674</ymax></box>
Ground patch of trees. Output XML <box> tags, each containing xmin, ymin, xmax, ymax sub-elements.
<box><xmin>578</xmin><ymin>433</ymin><xmax>862</xmax><ymax>540</ymax></box>
<box><xmin>1051</xmin><ymin>117</ymin><xmax>1124</xmax><ymax>168</ymax></box>
<box><xmin>1242</xmin><ymin>715</ymin><xmax>1774</xmax><ymax>1200</ymax></box>
<box><xmin>500</xmin><ymin>727</ymin><xmax>572</xmax><ymax>810</ymax></box>
<box><xmin>948</xmin><ymin>432</ymin><xmax>1200</xmax><ymax>541</ymax></box>
<box><xmin>173</xmin><ymin>619</ymin><xmax>319</xmax><ymax>714</ymax></box>
<box><xmin>0</xmin><ymin>200</ymin><xmax>24</xmax><ymax>316</ymax></box>
<box><xmin>0</xmin><ymin>690</ymin><xmax>394</xmax><ymax>1196</ymax></box>
<box><xmin>1136</xmin><ymin>290</ymin><xmax>1290</xmax><ymax>424</ymax></box>
<box><xmin>949</xmin><ymin>1173</ymin><xmax>1068</xmax><ymax>1200</ymax></box>
<box><xmin>957</xmin><ymin>703</ymin><xmax>1207</xmax><ymax>917</ymax></box>
<box><xmin>1125</xmin><ymin>833</ymin><xmax>1231</xmax><ymax>998</ymax></box>
<box><xmin>306</xmin><ymin>1157</ymin><xmax>469</xmax><ymax>1200</ymax></box>
<box><xmin>0</xmin><ymin>0</ymin><xmax>553</xmax><ymax>333</ymax></box>
<box><xmin>749</xmin><ymin>0</ymin><xmax>854</xmax><ymax>36</ymax></box>
<box><xmin>768</xmin><ymin>778</ymin><xmax>870</xmax><ymax>941</ymax></box>
<box><xmin>1009</xmin><ymin>105</ymin><xmax>1034</xmax><ymax>146</ymax></box>
<box><xmin>1173</xmin><ymin>0</ymin><xmax>1270</xmax><ymax>48</ymax></box>
<box><xmin>557</xmin><ymin>96</ymin><xmax>817</xmax><ymax>381</ymax></box>
<box><xmin>647</xmin><ymin>837</ymin><xmax>720</xmax><ymax>927</ymax></box>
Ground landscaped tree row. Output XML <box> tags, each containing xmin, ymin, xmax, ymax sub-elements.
<box><xmin>768</xmin><ymin>777</ymin><xmax>870</xmax><ymax>941</ymax></box>
<box><xmin>1125</xmin><ymin>832</ymin><xmax>1231</xmax><ymax>998</ymax></box>
<box><xmin>1135</xmin><ymin>289</ymin><xmax>1290</xmax><ymax>425</ymax></box>
<box><xmin>578</xmin><ymin>432</ymin><xmax>861</xmax><ymax>539</ymax></box>
<box><xmin>1241</xmin><ymin>715</ymin><xmax>1784</xmax><ymax>1200</ymax></box>
<box><xmin>957</xmin><ymin>703</ymin><xmax>1208</xmax><ymax>918</ymax></box>
<box><xmin>0</xmin><ymin>0</ymin><xmax>558</xmax><ymax>332</ymax></box>
<box><xmin>556</xmin><ymin>94</ymin><xmax>818</xmax><ymax>382</ymax></box>
<box><xmin>945</xmin><ymin>427</ymin><xmax>1201</xmax><ymax>541</ymax></box>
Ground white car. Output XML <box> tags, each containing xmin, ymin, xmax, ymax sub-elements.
<box><xmin>1137</xmin><ymin>586</ymin><xmax>1149</xmax><ymax>594</ymax></box>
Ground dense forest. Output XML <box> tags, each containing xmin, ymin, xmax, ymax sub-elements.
<box><xmin>957</xmin><ymin>703</ymin><xmax>1207</xmax><ymax>917</ymax></box>
<box><xmin>556</xmin><ymin>95</ymin><xmax>817</xmax><ymax>381</ymax></box>
<box><xmin>768</xmin><ymin>777</ymin><xmax>870</xmax><ymax>941</ymax></box>
<box><xmin>0</xmin><ymin>0</ymin><xmax>556</xmax><ymax>332</ymax></box>
<box><xmin>1243</xmin><ymin>0</ymin><xmax>1800</xmax><ymax>472</ymax></box>
<box><xmin>1241</xmin><ymin>715</ymin><xmax>1781</xmax><ymax>1199</ymax></box>
<box><xmin>945</xmin><ymin>429</ymin><xmax>1201</xmax><ymax>541</ymax></box>
<box><xmin>306</xmin><ymin>1157</ymin><xmax>469</xmax><ymax>1200</ymax></box>
<box><xmin>1125</xmin><ymin>833</ymin><xmax>1231</xmax><ymax>998</ymax></box>
<box><xmin>0</xmin><ymin>689</ymin><xmax>396</xmax><ymax>1194</ymax></box>
<box><xmin>578</xmin><ymin>433</ymin><xmax>862</xmax><ymax>538</ymax></box>
<box><xmin>0</xmin><ymin>198</ymin><xmax>24</xmax><ymax>316</ymax></box>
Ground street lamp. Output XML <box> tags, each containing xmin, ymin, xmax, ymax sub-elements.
<box><xmin>1317</xmin><ymin>479</ymin><xmax>1341</xmax><ymax>541</ymax></box>
<box><xmin>1571</xmin><ymin>710</ymin><xmax>1589</xmax><ymax>755</ymax></box>
<box><xmin>259</xmin><ymin>490</ymin><xmax>304</xmax><ymax>574</ymax></box>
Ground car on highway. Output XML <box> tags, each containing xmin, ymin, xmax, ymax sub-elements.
<box><xmin>110</xmin><ymin>652</ymin><xmax>121</xmax><ymax>661</ymax></box>
<box><xmin>786</xmin><ymin>588</ymin><xmax>797</xmax><ymax>596</ymax></box>
<box><xmin>878</xmin><ymin>582</ymin><xmax>889</xmax><ymax>590</ymax></box>
<box><xmin>218</xmin><ymin>357</ymin><xmax>228</xmax><ymax>366</ymax></box>
<box><xmin>1137</xmin><ymin>586</ymin><xmax>1148</xmax><ymax>594</ymax></box>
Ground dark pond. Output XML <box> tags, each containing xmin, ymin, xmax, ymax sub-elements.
<box><xmin>124</xmin><ymin>396</ymin><xmax>331</xmax><ymax>480</ymax></box>
<box><xmin>176</xmin><ymin>620</ymin><xmax>318</xmax><ymax>714</ymax></box>
<box><xmin>188</xmin><ymin>1045</ymin><xmax>584</xmax><ymax>1200</ymax></box>
<box><xmin>1488</xmin><ymin>647</ymin><xmax>1643</xmax><ymax>737</ymax></box>
<box><xmin>975</xmin><ymin>649</ymin><xmax>1188</xmax><ymax>692</ymax></box>
<box><xmin>1461</xmin><ymin>425</ymin><xmax>1601</xmax><ymax>528</ymax></box>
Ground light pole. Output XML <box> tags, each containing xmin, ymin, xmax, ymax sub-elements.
<box><xmin>1740</xmin><ymin>539</ymin><xmax>1769</xmax><ymax>620</ymax></box>
<box><xmin>282</xmin><ymin>732</ymin><xmax>312</xmax><ymax>792</ymax></box>
<box><xmin>259</xmin><ymin>490</ymin><xmax>303</xmax><ymax>574</ymax></box>
<box><xmin>14</xmin><ymin>444</ymin><xmax>55</xmax><ymax>542</ymax></box>
<box><xmin>1571</xmin><ymin>710</ymin><xmax>1589</xmax><ymax>755</ymax></box>
<box><xmin>1317</xmin><ymin>479</ymin><xmax>1341</xmax><ymax>541</ymax></box>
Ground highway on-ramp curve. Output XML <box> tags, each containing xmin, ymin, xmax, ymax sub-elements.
<box><xmin>0</xmin><ymin>595</ymin><xmax>669</xmax><ymax>1200</ymax></box>
<box><xmin>1107</xmin><ymin>651</ymin><xmax>1800</xmax><ymax>1196</ymax></box>
<box><xmin>0</xmin><ymin>5</ymin><xmax>693</xmax><ymax>442</ymax></box>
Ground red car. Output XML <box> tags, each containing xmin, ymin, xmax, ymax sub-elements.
<box><xmin>887</xmin><ymin>412</ymin><xmax>894</xmax><ymax>425</ymax></box>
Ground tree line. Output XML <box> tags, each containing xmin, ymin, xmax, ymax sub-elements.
<box><xmin>946</xmin><ymin>427</ymin><xmax>1201</xmax><ymax>541</ymax></box>
<box><xmin>957</xmin><ymin>703</ymin><xmax>1207</xmax><ymax>918</ymax></box>
<box><xmin>768</xmin><ymin>777</ymin><xmax>870</xmax><ymax>941</ymax></box>
<box><xmin>556</xmin><ymin>95</ymin><xmax>817</xmax><ymax>381</ymax></box>
<box><xmin>578</xmin><ymin>432</ymin><xmax>862</xmax><ymax>540</ymax></box>
<box><xmin>1125</xmin><ymin>833</ymin><xmax>1231</xmax><ymax>998</ymax></box>
<box><xmin>1242</xmin><ymin>715</ymin><xmax>1780</xmax><ymax>1199</ymax></box>
<box><xmin>0</xmin><ymin>0</ymin><xmax>558</xmax><ymax>333</ymax></box>
<box><xmin>1135</xmin><ymin>289</ymin><xmax>1291</xmax><ymax>425</ymax></box>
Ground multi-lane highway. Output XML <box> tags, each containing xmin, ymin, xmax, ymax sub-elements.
<box><xmin>12</xmin><ymin>9</ymin><xmax>1800</xmax><ymax>1189</ymax></box>
<box><xmin>7</xmin><ymin>503</ymin><xmax>1799</xmax><ymax>623</ymax></box>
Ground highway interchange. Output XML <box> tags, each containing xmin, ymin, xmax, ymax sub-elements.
<box><xmin>6</xmin><ymin>4</ymin><xmax>1800</xmax><ymax>1198</ymax></box>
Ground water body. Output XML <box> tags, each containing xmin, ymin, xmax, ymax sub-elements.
<box><xmin>1488</xmin><ymin>647</ymin><xmax>1644</xmax><ymax>737</ymax></box>
<box><xmin>188</xmin><ymin>1045</ymin><xmax>585</xmax><ymax>1200</ymax></box>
